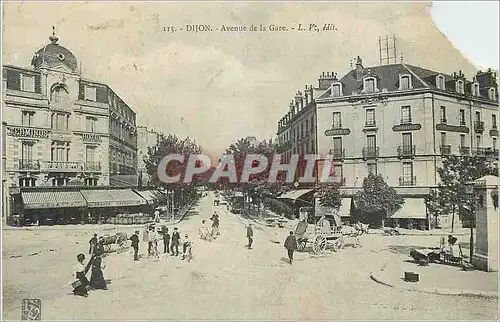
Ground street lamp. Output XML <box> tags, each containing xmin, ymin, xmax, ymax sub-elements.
<box><xmin>464</xmin><ymin>183</ymin><xmax>475</xmax><ymax>262</ymax></box>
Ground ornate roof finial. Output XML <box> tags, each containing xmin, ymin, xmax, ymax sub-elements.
<box><xmin>49</xmin><ymin>25</ymin><xmax>59</xmax><ymax>44</ymax></box>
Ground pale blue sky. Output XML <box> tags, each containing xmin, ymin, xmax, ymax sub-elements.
<box><xmin>431</xmin><ymin>1</ymin><xmax>499</xmax><ymax>70</ymax></box>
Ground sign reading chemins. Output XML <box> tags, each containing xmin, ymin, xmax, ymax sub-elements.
<box><xmin>325</xmin><ymin>128</ymin><xmax>351</xmax><ymax>136</ymax></box>
<box><xmin>436</xmin><ymin>124</ymin><xmax>469</xmax><ymax>133</ymax></box>
<box><xmin>392</xmin><ymin>124</ymin><xmax>421</xmax><ymax>132</ymax></box>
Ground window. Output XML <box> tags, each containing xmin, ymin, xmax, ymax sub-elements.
<box><xmin>331</xmin><ymin>84</ymin><xmax>341</xmax><ymax>97</ymax></box>
<box><xmin>440</xmin><ymin>132</ymin><xmax>447</xmax><ymax>146</ymax></box>
<box><xmin>52</xmin><ymin>178</ymin><xmax>68</xmax><ymax>186</ymax></box>
<box><xmin>51</xmin><ymin>141</ymin><xmax>70</xmax><ymax>162</ymax></box>
<box><xmin>19</xmin><ymin>177</ymin><xmax>36</xmax><ymax>187</ymax></box>
<box><xmin>456</xmin><ymin>80</ymin><xmax>465</xmax><ymax>94</ymax></box>
<box><xmin>460</xmin><ymin>134</ymin><xmax>466</xmax><ymax>147</ymax></box>
<box><xmin>401</xmin><ymin>106</ymin><xmax>411</xmax><ymax>123</ymax></box>
<box><xmin>402</xmin><ymin>133</ymin><xmax>412</xmax><ymax>149</ymax></box>
<box><xmin>86</xmin><ymin>117</ymin><xmax>97</xmax><ymax>132</ymax></box>
<box><xmin>402</xmin><ymin>162</ymin><xmax>414</xmax><ymax>178</ymax></box>
<box><xmin>21</xmin><ymin>111</ymin><xmax>35</xmax><ymax>127</ymax></box>
<box><xmin>489</xmin><ymin>88</ymin><xmax>497</xmax><ymax>101</ymax></box>
<box><xmin>86</xmin><ymin>146</ymin><xmax>96</xmax><ymax>162</ymax></box>
<box><xmin>310</xmin><ymin>116</ymin><xmax>314</xmax><ymax>133</ymax></box>
<box><xmin>84</xmin><ymin>85</ymin><xmax>97</xmax><ymax>101</ymax></box>
<box><xmin>51</xmin><ymin>85</ymin><xmax>69</xmax><ymax>103</ymax></box>
<box><xmin>472</xmin><ymin>83</ymin><xmax>480</xmax><ymax>97</ymax></box>
<box><xmin>367</xmin><ymin>135</ymin><xmax>376</xmax><ymax>148</ymax></box>
<box><xmin>333</xmin><ymin>137</ymin><xmax>342</xmax><ymax>155</ymax></box>
<box><xmin>476</xmin><ymin>135</ymin><xmax>482</xmax><ymax>148</ymax></box>
<box><xmin>21</xmin><ymin>142</ymin><xmax>33</xmax><ymax>160</ymax></box>
<box><xmin>305</xmin><ymin>142</ymin><xmax>309</xmax><ymax>153</ymax></box>
<box><xmin>493</xmin><ymin>114</ymin><xmax>497</xmax><ymax>129</ymax></box>
<box><xmin>493</xmin><ymin>138</ymin><xmax>497</xmax><ymax>150</ymax></box>
<box><xmin>311</xmin><ymin>139</ymin><xmax>315</xmax><ymax>153</ymax></box>
<box><xmin>85</xmin><ymin>178</ymin><xmax>98</xmax><ymax>186</ymax></box>
<box><xmin>440</xmin><ymin>106</ymin><xmax>447</xmax><ymax>123</ymax></box>
<box><xmin>365</xmin><ymin>109</ymin><xmax>375</xmax><ymax>126</ymax></box>
<box><xmin>459</xmin><ymin>109</ymin><xmax>466</xmax><ymax>126</ymax></box>
<box><xmin>399</xmin><ymin>75</ymin><xmax>411</xmax><ymax>90</ymax></box>
<box><xmin>333</xmin><ymin>164</ymin><xmax>343</xmax><ymax>180</ymax></box>
<box><xmin>475</xmin><ymin>111</ymin><xmax>481</xmax><ymax>122</ymax></box>
<box><xmin>51</xmin><ymin>113</ymin><xmax>69</xmax><ymax>131</ymax></box>
<box><xmin>332</xmin><ymin>112</ymin><xmax>342</xmax><ymax>128</ymax></box>
<box><xmin>364</xmin><ymin>78</ymin><xmax>376</xmax><ymax>93</ymax></box>
<box><xmin>20</xmin><ymin>74</ymin><xmax>35</xmax><ymax>92</ymax></box>
<box><xmin>436</xmin><ymin>75</ymin><xmax>445</xmax><ymax>90</ymax></box>
<box><xmin>301</xmin><ymin>123</ymin><xmax>304</xmax><ymax>138</ymax></box>
<box><xmin>367</xmin><ymin>163</ymin><xmax>377</xmax><ymax>175</ymax></box>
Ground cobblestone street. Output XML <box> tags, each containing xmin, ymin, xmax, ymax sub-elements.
<box><xmin>3</xmin><ymin>192</ymin><xmax>498</xmax><ymax>320</ymax></box>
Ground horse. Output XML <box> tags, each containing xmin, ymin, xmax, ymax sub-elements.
<box><xmin>339</xmin><ymin>222</ymin><xmax>369</xmax><ymax>248</ymax></box>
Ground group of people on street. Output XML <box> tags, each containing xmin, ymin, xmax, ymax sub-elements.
<box><xmin>71</xmin><ymin>233</ymin><xmax>108</xmax><ymax>297</ymax></box>
<box><xmin>198</xmin><ymin>212</ymin><xmax>220</xmax><ymax>241</ymax></box>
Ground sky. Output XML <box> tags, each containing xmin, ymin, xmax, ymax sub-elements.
<box><xmin>2</xmin><ymin>2</ymin><xmax>492</xmax><ymax>155</ymax></box>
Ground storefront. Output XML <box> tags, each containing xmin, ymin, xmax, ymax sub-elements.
<box><xmin>387</xmin><ymin>198</ymin><xmax>429</xmax><ymax>230</ymax></box>
<box><xmin>21</xmin><ymin>189</ymin><xmax>87</xmax><ymax>225</ymax></box>
<box><xmin>81</xmin><ymin>188</ymin><xmax>148</xmax><ymax>223</ymax></box>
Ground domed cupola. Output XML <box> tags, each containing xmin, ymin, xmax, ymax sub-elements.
<box><xmin>31</xmin><ymin>26</ymin><xmax>79</xmax><ymax>73</ymax></box>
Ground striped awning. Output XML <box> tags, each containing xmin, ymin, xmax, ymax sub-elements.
<box><xmin>22</xmin><ymin>191</ymin><xmax>87</xmax><ymax>209</ymax></box>
<box><xmin>133</xmin><ymin>190</ymin><xmax>158</xmax><ymax>205</ymax></box>
<box><xmin>81</xmin><ymin>189</ymin><xmax>147</xmax><ymax>208</ymax></box>
<box><xmin>390</xmin><ymin>198</ymin><xmax>427</xmax><ymax>219</ymax></box>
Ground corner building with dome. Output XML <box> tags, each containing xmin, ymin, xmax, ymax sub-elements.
<box><xmin>2</xmin><ymin>29</ymin><xmax>148</xmax><ymax>226</ymax></box>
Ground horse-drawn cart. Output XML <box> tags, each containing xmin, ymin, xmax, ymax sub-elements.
<box><xmin>101</xmin><ymin>232</ymin><xmax>129</xmax><ymax>253</ymax></box>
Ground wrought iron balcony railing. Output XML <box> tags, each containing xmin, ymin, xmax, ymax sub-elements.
<box><xmin>459</xmin><ymin>146</ymin><xmax>470</xmax><ymax>155</ymax></box>
<box><xmin>440</xmin><ymin>145</ymin><xmax>451</xmax><ymax>155</ymax></box>
<box><xmin>84</xmin><ymin>161</ymin><xmax>102</xmax><ymax>172</ymax></box>
<box><xmin>18</xmin><ymin>159</ymin><xmax>40</xmax><ymax>171</ymax></box>
<box><xmin>329</xmin><ymin>148</ymin><xmax>345</xmax><ymax>159</ymax></box>
<box><xmin>400</xmin><ymin>118</ymin><xmax>412</xmax><ymax>124</ymax></box>
<box><xmin>41</xmin><ymin>161</ymin><xmax>82</xmax><ymax>171</ymax></box>
<box><xmin>397</xmin><ymin>145</ymin><xmax>415</xmax><ymax>158</ymax></box>
<box><xmin>399</xmin><ymin>176</ymin><xmax>416</xmax><ymax>186</ymax></box>
<box><xmin>365</xmin><ymin>120</ymin><xmax>377</xmax><ymax>127</ymax></box>
<box><xmin>474</xmin><ymin>148</ymin><xmax>487</xmax><ymax>157</ymax></box>
<box><xmin>474</xmin><ymin>121</ymin><xmax>485</xmax><ymax>132</ymax></box>
<box><xmin>362</xmin><ymin>147</ymin><xmax>379</xmax><ymax>159</ymax></box>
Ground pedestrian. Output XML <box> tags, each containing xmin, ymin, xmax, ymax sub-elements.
<box><xmin>182</xmin><ymin>234</ymin><xmax>192</xmax><ymax>260</ymax></box>
<box><xmin>147</xmin><ymin>226</ymin><xmax>155</xmax><ymax>257</ymax></box>
<box><xmin>94</xmin><ymin>237</ymin><xmax>105</xmax><ymax>257</ymax></box>
<box><xmin>90</xmin><ymin>255</ymin><xmax>107</xmax><ymax>290</ymax></box>
<box><xmin>129</xmin><ymin>230</ymin><xmax>140</xmax><ymax>261</ymax></box>
<box><xmin>154</xmin><ymin>210</ymin><xmax>160</xmax><ymax>223</ymax></box>
<box><xmin>89</xmin><ymin>233</ymin><xmax>98</xmax><ymax>255</ymax></box>
<box><xmin>247</xmin><ymin>223</ymin><xmax>254</xmax><ymax>249</ymax></box>
<box><xmin>162</xmin><ymin>226</ymin><xmax>170</xmax><ymax>254</ymax></box>
<box><xmin>71</xmin><ymin>253</ymin><xmax>93</xmax><ymax>297</ymax></box>
<box><xmin>151</xmin><ymin>229</ymin><xmax>160</xmax><ymax>259</ymax></box>
<box><xmin>284</xmin><ymin>231</ymin><xmax>298</xmax><ymax>265</ymax></box>
<box><xmin>170</xmin><ymin>228</ymin><xmax>180</xmax><ymax>256</ymax></box>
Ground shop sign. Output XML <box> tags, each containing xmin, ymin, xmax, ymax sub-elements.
<box><xmin>392</xmin><ymin>124</ymin><xmax>422</xmax><ymax>132</ymax></box>
<box><xmin>324</xmin><ymin>128</ymin><xmax>351</xmax><ymax>136</ymax></box>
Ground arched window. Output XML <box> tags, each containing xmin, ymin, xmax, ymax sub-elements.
<box><xmin>489</xmin><ymin>88</ymin><xmax>497</xmax><ymax>101</ymax></box>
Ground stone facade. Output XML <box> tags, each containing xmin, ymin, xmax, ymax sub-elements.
<box><xmin>2</xmin><ymin>29</ymin><xmax>138</xmax><ymax>200</ymax></box>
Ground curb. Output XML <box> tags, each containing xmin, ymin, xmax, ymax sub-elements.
<box><xmin>369</xmin><ymin>270</ymin><xmax>498</xmax><ymax>299</ymax></box>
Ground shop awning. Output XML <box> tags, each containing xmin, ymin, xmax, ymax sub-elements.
<box><xmin>133</xmin><ymin>190</ymin><xmax>159</xmax><ymax>205</ymax></box>
<box><xmin>390</xmin><ymin>198</ymin><xmax>427</xmax><ymax>219</ymax></box>
<box><xmin>22</xmin><ymin>191</ymin><xmax>87</xmax><ymax>209</ymax></box>
<box><xmin>339</xmin><ymin>198</ymin><xmax>352</xmax><ymax>217</ymax></box>
<box><xmin>278</xmin><ymin>189</ymin><xmax>314</xmax><ymax>201</ymax></box>
<box><xmin>81</xmin><ymin>189</ymin><xmax>147</xmax><ymax>208</ymax></box>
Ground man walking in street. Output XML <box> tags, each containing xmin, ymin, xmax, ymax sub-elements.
<box><xmin>284</xmin><ymin>231</ymin><xmax>298</xmax><ymax>265</ymax></box>
<box><xmin>162</xmin><ymin>226</ymin><xmax>170</xmax><ymax>254</ymax></box>
<box><xmin>170</xmin><ymin>228</ymin><xmax>180</xmax><ymax>256</ymax></box>
<box><xmin>130</xmin><ymin>230</ymin><xmax>140</xmax><ymax>261</ymax></box>
<box><xmin>246</xmin><ymin>223</ymin><xmax>253</xmax><ymax>249</ymax></box>
<box><xmin>89</xmin><ymin>233</ymin><xmax>98</xmax><ymax>255</ymax></box>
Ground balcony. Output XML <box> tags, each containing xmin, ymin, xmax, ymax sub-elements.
<box><xmin>364</xmin><ymin>120</ymin><xmax>377</xmax><ymax>128</ymax></box>
<box><xmin>329</xmin><ymin>148</ymin><xmax>345</xmax><ymax>160</ymax></box>
<box><xmin>84</xmin><ymin>161</ymin><xmax>101</xmax><ymax>172</ymax></box>
<box><xmin>474</xmin><ymin>121</ymin><xmax>485</xmax><ymax>133</ymax></box>
<box><xmin>81</xmin><ymin>132</ymin><xmax>102</xmax><ymax>143</ymax></box>
<box><xmin>397</xmin><ymin>145</ymin><xmax>415</xmax><ymax>158</ymax></box>
<box><xmin>399</xmin><ymin>176</ymin><xmax>416</xmax><ymax>186</ymax></box>
<box><xmin>485</xmin><ymin>148</ymin><xmax>499</xmax><ymax>161</ymax></box>
<box><xmin>18</xmin><ymin>159</ymin><xmax>40</xmax><ymax>171</ymax></box>
<box><xmin>362</xmin><ymin>147</ymin><xmax>379</xmax><ymax>159</ymax></box>
<box><xmin>473</xmin><ymin>148</ymin><xmax>487</xmax><ymax>157</ymax></box>
<box><xmin>41</xmin><ymin>161</ymin><xmax>82</xmax><ymax>171</ymax></box>
<box><xmin>6</xmin><ymin>126</ymin><xmax>50</xmax><ymax>139</ymax></box>
<box><xmin>459</xmin><ymin>146</ymin><xmax>470</xmax><ymax>155</ymax></box>
<box><xmin>332</xmin><ymin>123</ymin><xmax>342</xmax><ymax>129</ymax></box>
<box><xmin>440</xmin><ymin>145</ymin><xmax>451</xmax><ymax>155</ymax></box>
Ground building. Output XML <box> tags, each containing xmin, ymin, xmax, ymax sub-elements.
<box><xmin>276</xmin><ymin>56</ymin><xmax>499</xmax><ymax>229</ymax></box>
<box><xmin>137</xmin><ymin>126</ymin><xmax>161</xmax><ymax>186</ymax></box>
<box><xmin>2</xmin><ymin>28</ymin><xmax>139</xmax><ymax>221</ymax></box>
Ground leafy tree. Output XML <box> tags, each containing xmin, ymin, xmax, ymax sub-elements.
<box><xmin>315</xmin><ymin>182</ymin><xmax>343</xmax><ymax>209</ymax></box>
<box><xmin>355</xmin><ymin>173</ymin><xmax>404</xmax><ymax>227</ymax></box>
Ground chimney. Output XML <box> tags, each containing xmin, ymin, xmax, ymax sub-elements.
<box><xmin>290</xmin><ymin>101</ymin><xmax>295</xmax><ymax>116</ymax></box>
<box><xmin>295</xmin><ymin>91</ymin><xmax>303</xmax><ymax>111</ymax></box>
<box><xmin>304</xmin><ymin>85</ymin><xmax>309</xmax><ymax>105</ymax></box>
<box><xmin>356</xmin><ymin>56</ymin><xmax>364</xmax><ymax>81</ymax></box>
<box><xmin>318</xmin><ymin>72</ymin><xmax>337</xmax><ymax>90</ymax></box>
<box><xmin>308</xmin><ymin>85</ymin><xmax>314</xmax><ymax>103</ymax></box>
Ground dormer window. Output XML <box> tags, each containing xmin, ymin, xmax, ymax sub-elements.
<box><xmin>471</xmin><ymin>83</ymin><xmax>480</xmax><ymax>97</ymax></box>
<box><xmin>489</xmin><ymin>88</ymin><xmax>497</xmax><ymax>101</ymax></box>
<box><xmin>363</xmin><ymin>77</ymin><xmax>377</xmax><ymax>94</ymax></box>
<box><xmin>331</xmin><ymin>83</ymin><xmax>342</xmax><ymax>97</ymax></box>
<box><xmin>399</xmin><ymin>75</ymin><xmax>412</xmax><ymax>90</ymax></box>
<box><xmin>84</xmin><ymin>85</ymin><xmax>97</xmax><ymax>101</ymax></box>
<box><xmin>20</xmin><ymin>74</ymin><xmax>35</xmax><ymax>92</ymax></box>
<box><xmin>456</xmin><ymin>80</ymin><xmax>465</xmax><ymax>94</ymax></box>
<box><xmin>436</xmin><ymin>75</ymin><xmax>445</xmax><ymax>90</ymax></box>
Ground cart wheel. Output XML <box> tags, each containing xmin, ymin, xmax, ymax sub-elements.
<box><xmin>312</xmin><ymin>235</ymin><xmax>327</xmax><ymax>255</ymax></box>
<box><xmin>297</xmin><ymin>239</ymin><xmax>307</xmax><ymax>251</ymax></box>
<box><xmin>332</xmin><ymin>236</ymin><xmax>344</xmax><ymax>252</ymax></box>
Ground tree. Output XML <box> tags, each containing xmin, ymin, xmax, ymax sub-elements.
<box><xmin>315</xmin><ymin>182</ymin><xmax>343</xmax><ymax>209</ymax></box>
<box><xmin>427</xmin><ymin>154</ymin><xmax>497</xmax><ymax>232</ymax></box>
<box><xmin>354</xmin><ymin>173</ymin><xmax>404</xmax><ymax>227</ymax></box>
<box><xmin>424</xmin><ymin>189</ymin><xmax>447</xmax><ymax>228</ymax></box>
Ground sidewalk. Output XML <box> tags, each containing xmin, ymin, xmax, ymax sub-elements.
<box><xmin>370</xmin><ymin>256</ymin><xmax>498</xmax><ymax>298</ymax></box>
<box><xmin>370</xmin><ymin>227</ymin><xmax>471</xmax><ymax>236</ymax></box>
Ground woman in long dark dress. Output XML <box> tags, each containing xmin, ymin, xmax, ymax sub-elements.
<box><xmin>90</xmin><ymin>256</ymin><xmax>107</xmax><ymax>290</ymax></box>
<box><xmin>73</xmin><ymin>253</ymin><xmax>93</xmax><ymax>297</ymax></box>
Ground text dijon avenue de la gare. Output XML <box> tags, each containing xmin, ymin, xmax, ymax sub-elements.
<box><xmin>163</xmin><ymin>23</ymin><xmax>337</xmax><ymax>33</ymax></box>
